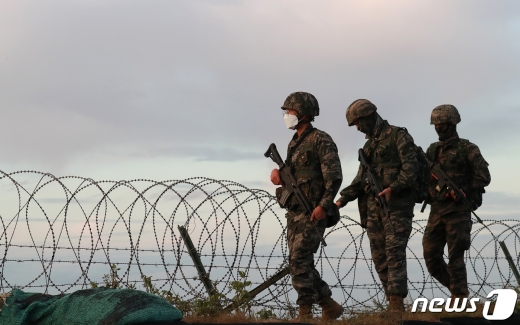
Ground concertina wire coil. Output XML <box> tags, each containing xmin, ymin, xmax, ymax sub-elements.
<box><xmin>0</xmin><ymin>171</ymin><xmax>519</xmax><ymax>314</ymax></box>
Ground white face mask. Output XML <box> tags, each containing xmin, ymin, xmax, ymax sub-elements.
<box><xmin>283</xmin><ymin>113</ymin><xmax>299</xmax><ymax>130</ymax></box>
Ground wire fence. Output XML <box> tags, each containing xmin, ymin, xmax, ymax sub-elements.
<box><xmin>0</xmin><ymin>171</ymin><xmax>519</xmax><ymax>315</ymax></box>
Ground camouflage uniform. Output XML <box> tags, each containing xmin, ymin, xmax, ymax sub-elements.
<box><xmin>337</xmin><ymin>116</ymin><xmax>419</xmax><ymax>298</ymax></box>
<box><xmin>284</xmin><ymin>123</ymin><xmax>343</xmax><ymax>305</ymax></box>
<box><xmin>422</xmin><ymin>109</ymin><xmax>490</xmax><ymax>296</ymax></box>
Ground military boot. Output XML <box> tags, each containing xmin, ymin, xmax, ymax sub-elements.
<box><xmin>319</xmin><ymin>297</ymin><xmax>344</xmax><ymax>320</ymax></box>
<box><xmin>387</xmin><ymin>295</ymin><xmax>405</xmax><ymax>312</ymax></box>
<box><xmin>298</xmin><ymin>304</ymin><xmax>313</xmax><ymax>320</ymax></box>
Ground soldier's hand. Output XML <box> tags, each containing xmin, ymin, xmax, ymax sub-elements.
<box><xmin>378</xmin><ymin>187</ymin><xmax>392</xmax><ymax>202</ymax></box>
<box><xmin>446</xmin><ymin>189</ymin><xmax>465</xmax><ymax>201</ymax></box>
<box><xmin>310</xmin><ymin>206</ymin><xmax>326</xmax><ymax>222</ymax></box>
<box><xmin>335</xmin><ymin>201</ymin><xmax>343</xmax><ymax>209</ymax></box>
<box><xmin>270</xmin><ymin>169</ymin><xmax>281</xmax><ymax>185</ymax></box>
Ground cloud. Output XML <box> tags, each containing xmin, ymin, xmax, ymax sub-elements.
<box><xmin>0</xmin><ymin>0</ymin><xmax>518</xmax><ymax>197</ymax></box>
<box><xmin>109</xmin><ymin>145</ymin><xmax>259</xmax><ymax>162</ymax></box>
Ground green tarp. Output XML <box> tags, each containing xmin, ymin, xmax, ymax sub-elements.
<box><xmin>0</xmin><ymin>288</ymin><xmax>183</xmax><ymax>325</ymax></box>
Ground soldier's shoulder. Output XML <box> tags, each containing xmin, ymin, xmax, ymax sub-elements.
<box><xmin>425</xmin><ymin>141</ymin><xmax>440</xmax><ymax>156</ymax></box>
<box><xmin>458</xmin><ymin>138</ymin><xmax>477</xmax><ymax>148</ymax></box>
<box><xmin>312</xmin><ymin>128</ymin><xmax>335</xmax><ymax>142</ymax></box>
<box><xmin>388</xmin><ymin>125</ymin><xmax>415</xmax><ymax>144</ymax></box>
<box><xmin>427</xmin><ymin>141</ymin><xmax>441</xmax><ymax>150</ymax></box>
<box><xmin>456</xmin><ymin>138</ymin><xmax>479</xmax><ymax>152</ymax></box>
<box><xmin>386</xmin><ymin>124</ymin><xmax>406</xmax><ymax>136</ymax></box>
<box><xmin>311</xmin><ymin>128</ymin><xmax>339</xmax><ymax>155</ymax></box>
<box><xmin>458</xmin><ymin>138</ymin><xmax>485</xmax><ymax>159</ymax></box>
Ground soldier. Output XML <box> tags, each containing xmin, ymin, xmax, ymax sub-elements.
<box><xmin>270</xmin><ymin>92</ymin><xmax>343</xmax><ymax>320</ymax></box>
<box><xmin>422</xmin><ymin>105</ymin><xmax>490</xmax><ymax>301</ymax></box>
<box><xmin>335</xmin><ymin>99</ymin><xmax>419</xmax><ymax>311</ymax></box>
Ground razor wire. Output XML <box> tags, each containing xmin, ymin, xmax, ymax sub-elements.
<box><xmin>0</xmin><ymin>170</ymin><xmax>519</xmax><ymax>315</ymax></box>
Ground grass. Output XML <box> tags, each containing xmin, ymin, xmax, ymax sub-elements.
<box><xmin>90</xmin><ymin>265</ymin><xmax>518</xmax><ymax>324</ymax></box>
<box><xmin>181</xmin><ymin>306</ymin><xmax>489</xmax><ymax>324</ymax></box>
<box><xmin>179</xmin><ymin>296</ymin><xmax>502</xmax><ymax>324</ymax></box>
<box><xmin>181</xmin><ymin>310</ymin><xmax>439</xmax><ymax>324</ymax></box>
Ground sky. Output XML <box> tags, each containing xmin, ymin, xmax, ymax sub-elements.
<box><xmin>1</xmin><ymin>0</ymin><xmax>519</xmax><ymax>209</ymax></box>
<box><xmin>2</xmin><ymin>1</ymin><xmax>520</xmax><ymax>301</ymax></box>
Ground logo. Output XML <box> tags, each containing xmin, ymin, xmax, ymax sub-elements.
<box><xmin>411</xmin><ymin>289</ymin><xmax>518</xmax><ymax>321</ymax></box>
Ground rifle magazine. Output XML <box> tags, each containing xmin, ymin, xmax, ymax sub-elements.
<box><xmin>276</xmin><ymin>187</ymin><xmax>293</xmax><ymax>209</ymax></box>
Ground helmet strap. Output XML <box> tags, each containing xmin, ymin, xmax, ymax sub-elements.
<box><xmin>296</xmin><ymin>114</ymin><xmax>312</xmax><ymax>125</ymax></box>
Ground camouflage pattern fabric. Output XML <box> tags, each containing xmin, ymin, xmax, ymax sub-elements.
<box><xmin>422</xmin><ymin>210</ymin><xmax>472</xmax><ymax>296</ymax></box>
<box><xmin>337</xmin><ymin>119</ymin><xmax>419</xmax><ymax>210</ymax></box>
<box><xmin>283</xmin><ymin>123</ymin><xmax>342</xmax><ymax>305</ymax></box>
<box><xmin>281</xmin><ymin>92</ymin><xmax>320</xmax><ymax>117</ymax></box>
<box><xmin>425</xmin><ymin>134</ymin><xmax>491</xmax><ymax>216</ymax></box>
<box><xmin>367</xmin><ymin>209</ymin><xmax>412</xmax><ymax>297</ymax></box>
<box><xmin>287</xmin><ymin>211</ymin><xmax>331</xmax><ymax>305</ymax></box>
<box><xmin>430</xmin><ymin>104</ymin><xmax>461</xmax><ymax>125</ymax></box>
<box><xmin>0</xmin><ymin>288</ymin><xmax>183</xmax><ymax>325</ymax></box>
<box><xmin>337</xmin><ymin>119</ymin><xmax>419</xmax><ymax>297</ymax></box>
<box><xmin>423</xmin><ymin>134</ymin><xmax>490</xmax><ymax>296</ymax></box>
<box><xmin>286</xmin><ymin>124</ymin><xmax>343</xmax><ymax>212</ymax></box>
<box><xmin>346</xmin><ymin>99</ymin><xmax>377</xmax><ymax>126</ymax></box>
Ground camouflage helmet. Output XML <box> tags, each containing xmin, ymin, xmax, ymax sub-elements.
<box><xmin>281</xmin><ymin>92</ymin><xmax>319</xmax><ymax>116</ymax></box>
<box><xmin>345</xmin><ymin>99</ymin><xmax>377</xmax><ymax>126</ymax></box>
<box><xmin>430</xmin><ymin>104</ymin><xmax>461</xmax><ymax>125</ymax></box>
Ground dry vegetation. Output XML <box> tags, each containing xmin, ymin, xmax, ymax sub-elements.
<box><xmin>182</xmin><ymin>310</ymin><xmax>442</xmax><ymax>324</ymax></box>
<box><xmin>94</xmin><ymin>265</ymin><xmax>518</xmax><ymax>324</ymax></box>
<box><xmin>179</xmin><ymin>296</ymin><xmax>503</xmax><ymax>324</ymax></box>
<box><xmin>181</xmin><ymin>302</ymin><xmax>489</xmax><ymax>325</ymax></box>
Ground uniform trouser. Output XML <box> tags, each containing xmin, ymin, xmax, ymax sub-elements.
<box><xmin>422</xmin><ymin>210</ymin><xmax>472</xmax><ymax>296</ymax></box>
<box><xmin>286</xmin><ymin>212</ymin><xmax>331</xmax><ymax>305</ymax></box>
<box><xmin>367</xmin><ymin>209</ymin><xmax>413</xmax><ymax>298</ymax></box>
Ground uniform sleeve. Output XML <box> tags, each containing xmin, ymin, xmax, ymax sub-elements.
<box><xmin>389</xmin><ymin>130</ymin><xmax>419</xmax><ymax>193</ymax></box>
<box><xmin>316</xmin><ymin>134</ymin><xmax>343</xmax><ymax>210</ymax></box>
<box><xmin>337</xmin><ymin>164</ymin><xmax>364</xmax><ymax>207</ymax></box>
<box><xmin>467</xmin><ymin>143</ymin><xmax>491</xmax><ymax>189</ymax></box>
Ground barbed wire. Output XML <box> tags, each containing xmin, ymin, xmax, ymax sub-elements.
<box><xmin>0</xmin><ymin>171</ymin><xmax>518</xmax><ymax>314</ymax></box>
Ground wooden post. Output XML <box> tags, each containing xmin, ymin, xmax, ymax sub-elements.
<box><xmin>178</xmin><ymin>225</ymin><xmax>218</xmax><ymax>297</ymax></box>
<box><xmin>499</xmin><ymin>241</ymin><xmax>520</xmax><ymax>285</ymax></box>
<box><xmin>223</xmin><ymin>266</ymin><xmax>290</xmax><ymax>312</ymax></box>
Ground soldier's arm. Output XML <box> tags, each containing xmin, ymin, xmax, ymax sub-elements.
<box><xmin>337</xmin><ymin>164</ymin><xmax>364</xmax><ymax>207</ymax></box>
<box><xmin>467</xmin><ymin>143</ymin><xmax>491</xmax><ymax>189</ymax></box>
<box><xmin>389</xmin><ymin>130</ymin><xmax>419</xmax><ymax>193</ymax></box>
<box><xmin>316</xmin><ymin>135</ymin><xmax>343</xmax><ymax>210</ymax></box>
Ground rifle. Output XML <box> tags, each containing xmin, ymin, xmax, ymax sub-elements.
<box><xmin>419</xmin><ymin>147</ymin><xmax>483</xmax><ymax>224</ymax></box>
<box><xmin>264</xmin><ymin>143</ymin><xmax>327</xmax><ymax>247</ymax></box>
<box><xmin>358</xmin><ymin>148</ymin><xmax>395</xmax><ymax>234</ymax></box>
